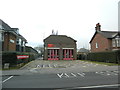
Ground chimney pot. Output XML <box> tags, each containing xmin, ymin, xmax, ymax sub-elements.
<box><xmin>95</xmin><ymin>23</ymin><xmax>101</xmax><ymax>31</ymax></box>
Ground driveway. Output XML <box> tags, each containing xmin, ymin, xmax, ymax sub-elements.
<box><xmin>19</xmin><ymin>59</ymin><xmax>118</xmax><ymax>74</ymax></box>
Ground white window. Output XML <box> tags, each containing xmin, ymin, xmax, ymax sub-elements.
<box><xmin>16</xmin><ymin>39</ymin><xmax>19</xmax><ymax>45</ymax></box>
<box><xmin>96</xmin><ymin>43</ymin><xmax>98</xmax><ymax>48</ymax></box>
<box><xmin>0</xmin><ymin>25</ymin><xmax>4</xmax><ymax>30</ymax></box>
<box><xmin>0</xmin><ymin>32</ymin><xmax>4</xmax><ymax>41</ymax></box>
<box><xmin>10</xmin><ymin>39</ymin><xmax>15</xmax><ymax>43</ymax></box>
<box><xmin>112</xmin><ymin>39</ymin><xmax>116</xmax><ymax>47</ymax></box>
<box><xmin>116</xmin><ymin>38</ymin><xmax>120</xmax><ymax>47</ymax></box>
<box><xmin>19</xmin><ymin>39</ymin><xmax>22</xmax><ymax>45</ymax></box>
<box><xmin>0</xmin><ymin>25</ymin><xmax>2</xmax><ymax>29</ymax></box>
<box><xmin>23</xmin><ymin>41</ymin><xmax>25</xmax><ymax>47</ymax></box>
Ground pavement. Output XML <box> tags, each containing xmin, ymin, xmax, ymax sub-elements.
<box><xmin>1</xmin><ymin>59</ymin><xmax>119</xmax><ymax>75</ymax></box>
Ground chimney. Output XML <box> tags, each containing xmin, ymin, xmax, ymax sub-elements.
<box><xmin>95</xmin><ymin>23</ymin><xmax>101</xmax><ymax>31</ymax></box>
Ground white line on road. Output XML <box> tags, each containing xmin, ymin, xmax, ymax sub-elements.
<box><xmin>71</xmin><ymin>73</ymin><xmax>77</xmax><ymax>77</ymax></box>
<box><xmin>53</xmin><ymin>64</ymin><xmax>57</xmax><ymax>67</ymax></box>
<box><xmin>64</xmin><ymin>73</ymin><xmax>69</xmax><ymax>78</ymax></box>
<box><xmin>57</xmin><ymin>84</ymin><xmax>120</xmax><ymax>90</ymax></box>
<box><xmin>82</xmin><ymin>66</ymin><xmax>86</xmax><ymax>67</ymax></box>
<box><xmin>42</xmin><ymin>64</ymin><xmax>45</xmax><ymax>68</ymax></box>
<box><xmin>75</xmin><ymin>84</ymin><xmax>120</xmax><ymax>89</ymax></box>
<box><xmin>77</xmin><ymin>73</ymin><xmax>85</xmax><ymax>77</ymax></box>
<box><xmin>30</xmin><ymin>68</ymin><xmax>37</xmax><ymax>73</ymax></box>
<box><xmin>2</xmin><ymin>76</ymin><xmax>14</xmax><ymax>83</ymax></box>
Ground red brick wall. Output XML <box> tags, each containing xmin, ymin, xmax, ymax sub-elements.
<box><xmin>90</xmin><ymin>33</ymin><xmax>112</xmax><ymax>52</ymax></box>
<box><xmin>3</xmin><ymin>32</ymin><xmax>16</xmax><ymax>51</ymax></box>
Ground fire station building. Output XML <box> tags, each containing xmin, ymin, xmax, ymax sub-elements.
<box><xmin>43</xmin><ymin>35</ymin><xmax>77</xmax><ymax>60</ymax></box>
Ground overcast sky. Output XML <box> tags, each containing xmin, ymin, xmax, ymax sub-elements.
<box><xmin>0</xmin><ymin>0</ymin><xmax>119</xmax><ymax>49</ymax></box>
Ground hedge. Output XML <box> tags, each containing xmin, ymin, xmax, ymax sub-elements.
<box><xmin>87</xmin><ymin>50</ymin><xmax>120</xmax><ymax>64</ymax></box>
<box><xmin>2</xmin><ymin>51</ymin><xmax>39</xmax><ymax>67</ymax></box>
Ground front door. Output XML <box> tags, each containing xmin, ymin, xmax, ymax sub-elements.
<box><xmin>48</xmin><ymin>49</ymin><xmax>59</xmax><ymax>60</ymax></box>
<box><xmin>63</xmin><ymin>49</ymin><xmax>73</xmax><ymax>60</ymax></box>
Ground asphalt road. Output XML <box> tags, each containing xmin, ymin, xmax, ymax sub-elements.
<box><xmin>2</xmin><ymin>60</ymin><xmax>120</xmax><ymax>89</ymax></box>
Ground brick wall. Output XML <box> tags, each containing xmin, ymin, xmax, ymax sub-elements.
<box><xmin>90</xmin><ymin>33</ymin><xmax>112</xmax><ymax>52</ymax></box>
<box><xmin>3</xmin><ymin>32</ymin><xmax>16</xmax><ymax>51</ymax></box>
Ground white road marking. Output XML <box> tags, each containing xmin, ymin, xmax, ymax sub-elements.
<box><xmin>36</xmin><ymin>65</ymin><xmax>41</xmax><ymax>68</ymax></box>
<box><xmin>76</xmin><ymin>84</ymin><xmax>120</xmax><ymax>89</ymax></box>
<box><xmin>42</xmin><ymin>64</ymin><xmax>45</xmax><ymax>68</ymax></box>
<box><xmin>53</xmin><ymin>64</ymin><xmax>57</xmax><ymax>67</ymax></box>
<box><xmin>48</xmin><ymin>64</ymin><xmax>51</xmax><ymax>67</ymax></box>
<box><xmin>2</xmin><ymin>76</ymin><xmax>13</xmax><ymax>83</ymax></box>
<box><xmin>95</xmin><ymin>72</ymin><xmax>98</xmax><ymax>74</ymax></box>
<box><xmin>71</xmin><ymin>73</ymin><xmax>77</xmax><ymax>77</ymax></box>
<box><xmin>95</xmin><ymin>71</ymin><xmax>119</xmax><ymax>76</ymax></box>
<box><xmin>30</xmin><ymin>68</ymin><xmax>37</xmax><ymax>73</ymax></box>
<box><xmin>61</xmin><ymin>84</ymin><xmax>120</xmax><ymax>90</ymax></box>
<box><xmin>77</xmin><ymin>73</ymin><xmax>85</xmax><ymax>77</ymax></box>
<box><xmin>94</xmin><ymin>64</ymin><xmax>98</xmax><ymax>66</ymax></box>
<box><xmin>107</xmin><ymin>73</ymin><xmax>111</xmax><ymax>76</ymax></box>
<box><xmin>57</xmin><ymin>73</ymin><xmax>64</xmax><ymax>78</ymax></box>
<box><xmin>64</xmin><ymin>73</ymin><xmax>69</xmax><ymax>78</ymax></box>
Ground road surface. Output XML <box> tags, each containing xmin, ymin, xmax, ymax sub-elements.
<box><xmin>1</xmin><ymin>60</ymin><xmax>119</xmax><ymax>89</ymax></box>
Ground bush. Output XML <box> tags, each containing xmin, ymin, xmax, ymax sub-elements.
<box><xmin>2</xmin><ymin>51</ymin><xmax>38</xmax><ymax>67</ymax></box>
<box><xmin>87</xmin><ymin>50</ymin><xmax>120</xmax><ymax>64</ymax></box>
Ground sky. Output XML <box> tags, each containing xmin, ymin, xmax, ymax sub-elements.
<box><xmin>0</xmin><ymin>0</ymin><xmax>119</xmax><ymax>49</ymax></box>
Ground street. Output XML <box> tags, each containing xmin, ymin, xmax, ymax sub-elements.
<box><xmin>2</xmin><ymin>60</ymin><xmax>120</xmax><ymax>89</ymax></box>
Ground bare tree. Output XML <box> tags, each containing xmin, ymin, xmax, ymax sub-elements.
<box><xmin>34</xmin><ymin>45</ymin><xmax>44</xmax><ymax>57</ymax></box>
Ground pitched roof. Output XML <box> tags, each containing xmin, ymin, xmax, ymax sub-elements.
<box><xmin>44</xmin><ymin>35</ymin><xmax>77</xmax><ymax>43</ymax></box>
<box><xmin>0</xmin><ymin>19</ymin><xmax>27</xmax><ymax>42</ymax></box>
<box><xmin>90</xmin><ymin>30</ymin><xmax>119</xmax><ymax>43</ymax></box>
<box><xmin>98</xmin><ymin>31</ymin><xmax>118</xmax><ymax>38</ymax></box>
<box><xmin>78</xmin><ymin>48</ymin><xmax>89</xmax><ymax>53</ymax></box>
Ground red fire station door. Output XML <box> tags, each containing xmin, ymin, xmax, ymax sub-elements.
<box><xmin>63</xmin><ymin>49</ymin><xmax>73</xmax><ymax>60</ymax></box>
<box><xmin>48</xmin><ymin>49</ymin><xmax>59</xmax><ymax>60</ymax></box>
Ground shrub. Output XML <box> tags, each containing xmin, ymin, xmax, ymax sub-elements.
<box><xmin>2</xmin><ymin>51</ymin><xmax>38</xmax><ymax>67</ymax></box>
<box><xmin>87</xmin><ymin>50</ymin><xmax>120</xmax><ymax>64</ymax></box>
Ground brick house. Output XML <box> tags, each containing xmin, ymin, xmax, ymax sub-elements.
<box><xmin>90</xmin><ymin>23</ymin><xmax>120</xmax><ymax>52</ymax></box>
<box><xmin>0</xmin><ymin>19</ymin><xmax>27</xmax><ymax>52</ymax></box>
<box><xmin>43</xmin><ymin>35</ymin><xmax>77</xmax><ymax>60</ymax></box>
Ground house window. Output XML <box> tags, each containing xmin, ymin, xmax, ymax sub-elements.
<box><xmin>0</xmin><ymin>32</ymin><xmax>4</xmax><ymax>41</ymax></box>
<box><xmin>96</xmin><ymin>43</ymin><xmax>98</xmax><ymax>48</ymax></box>
<box><xmin>19</xmin><ymin>39</ymin><xmax>22</xmax><ymax>45</ymax></box>
<box><xmin>0</xmin><ymin>25</ymin><xmax>4</xmax><ymax>30</ymax></box>
<box><xmin>0</xmin><ymin>25</ymin><xmax>2</xmax><ymax>29</ymax></box>
<box><xmin>23</xmin><ymin>41</ymin><xmax>25</xmax><ymax>47</ymax></box>
<box><xmin>112</xmin><ymin>39</ymin><xmax>116</xmax><ymax>47</ymax></box>
<box><xmin>116</xmin><ymin>38</ymin><xmax>120</xmax><ymax>47</ymax></box>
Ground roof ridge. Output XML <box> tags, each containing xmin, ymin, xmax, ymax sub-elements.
<box><xmin>101</xmin><ymin>31</ymin><xmax>118</xmax><ymax>33</ymax></box>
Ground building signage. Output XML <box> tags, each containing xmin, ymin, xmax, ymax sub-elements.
<box><xmin>47</xmin><ymin>44</ymin><xmax>55</xmax><ymax>47</ymax></box>
<box><xmin>17</xmin><ymin>55</ymin><xmax>29</xmax><ymax>59</ymax></box>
